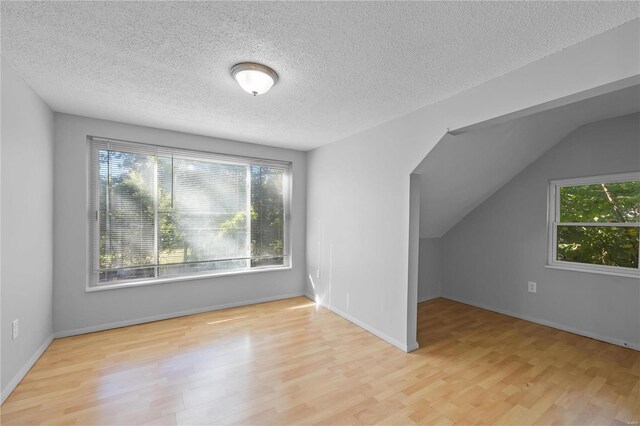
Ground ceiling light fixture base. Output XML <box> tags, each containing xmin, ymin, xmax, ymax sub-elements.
<box><xmin>231</xmin><ymin>62</ymin><xmax>279</xmax><ymax>96</ymax></box>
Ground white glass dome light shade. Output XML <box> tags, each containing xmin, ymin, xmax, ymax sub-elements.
<box><xmin>231</xmin><ymin>63</ymin><xmax>279</xmax><ymax>96</ymax></box>
<box><xmin>234</xmin><ymin>69</ymin><xmax>273</xmax><ymax>95</ymax></box>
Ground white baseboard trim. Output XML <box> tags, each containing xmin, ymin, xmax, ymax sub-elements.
<box><xmin>304</xmin><ymin>293</ymin><xmax>416</xmax><ymax>352</ymax></box>
<box><xmin>406</xmin><ymin>340</ymin><xmax>420</xmax><ymax>352</ymax></box>
<box><xmin>54</xmin><ymin>292</ymin><xmax>305</xmax><ymax>338</ymax></box>
<box><xmin>418</xmin><ymin>294</ymin><xmax>441</xmax><ymax>303</ymax></box>
<box><xmin>1</xmin><ymin>334</ymin><xmax>54</xmax><ymax>405</ymax></box>
<box><xmin>442</xmin><ymin>295</ymin><xmax>639</xmax><ymax>351</ymax></box>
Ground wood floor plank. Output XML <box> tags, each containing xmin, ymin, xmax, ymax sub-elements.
<box><xmin>1</xmin><ymin>297</ymin><xmax>637</xmax><ymax>425</ymax></box>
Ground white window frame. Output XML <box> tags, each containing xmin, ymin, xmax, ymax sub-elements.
<box><xmin>546</xmin><ymin>171</ymin><xmax>640</xmax><ymax>278</ymax></box>
<box><xmin>87</xmin><ymin>136</ymin><xmax>293</xmax><ymax>292</ymax></box>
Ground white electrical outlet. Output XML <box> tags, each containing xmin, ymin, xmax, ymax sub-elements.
<box><xmin>12</xmin><ymin>319</ymin><xmax>19</xmax><ymax>340</ymax></box>
<box><xmin>528</xmin><ymin>281</ymin><xmax>537</xmax><ymax>293</ymax></box>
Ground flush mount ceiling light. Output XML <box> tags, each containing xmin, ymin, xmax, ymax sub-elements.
<box><xmin>231</xmin><ymin>62</ymin><xmax>279</xmax><ymax>96</ymax></box>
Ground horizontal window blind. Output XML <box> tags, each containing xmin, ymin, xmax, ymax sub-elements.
<box><xmin>89</xmin><ymin>137</ymin><xmax>291</xmax><ymax>286</ymax></box>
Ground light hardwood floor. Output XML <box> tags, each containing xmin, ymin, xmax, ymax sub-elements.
<box><xmin>1</xmin><ymin>297</ymin><xmax>638</xmax><ymax>425</ymax></box>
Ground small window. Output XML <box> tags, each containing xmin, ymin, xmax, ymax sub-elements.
<box><xmin>547</xmin><ymin>172</ymin><xmax>639</xmax><ymax>278</ymax></box>
<box><xmin>88</xmin><ymin>137</ymin><xmax>291</xmax><ymax>288</ymax></box>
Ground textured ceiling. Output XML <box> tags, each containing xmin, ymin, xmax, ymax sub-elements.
<box><xmin>1</xmin><ymin>2</ymin><xmax>638</xmax><ymax>150</ymax></box>
<box><xmin>416</xmin><ymin>85</ymin><xmax>640</xmax><ymax>238</ymax></box>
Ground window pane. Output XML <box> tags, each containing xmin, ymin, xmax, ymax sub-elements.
<box><xmin>100</xmin><ymin>265</ymin><xmax>155</xmax><ymax>283</ymax></box>
<box><xmin>251</xmin><ymin>165</ymin><xmax>285</xmax><ymax>267</ymax></box>
<box><xmin>157</xmin><ymin>156</ymin><xmax>249</xmax><ymax>274</ymax></box>
<box><xmin>99</xmin><ymin>150</ymin><xmax>156</xmax><ymax>283</ymax></box>
<box><xmin>158</xmin><ymin>259</ymin><xmax>248</xmax><ymax>278</ymax></box>
<box><xmin>92</xmin><ymin>138</ymin><xmax>291</xmax><ymax>286</ymax></box>
<box><xmin>557</xmin><ymin>225</ymin><xmax>639</xmax><ymax>268</ymax></box>
<box><xmin>560</xmin><ymin>181</ymin><xmax>640</xmax><ymax>223</ymax></box>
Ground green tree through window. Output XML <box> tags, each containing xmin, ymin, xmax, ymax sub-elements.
<box><xmin>553</xmin><ymin>177</ymin><xmax>639</xmax><ymax>271</ymax></box>
<box><xmin>92</xmin><ymin>138</ymin><xmax>290</xmax><ymax>285</ymax></box>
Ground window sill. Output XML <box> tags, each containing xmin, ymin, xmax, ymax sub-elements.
<box><xmin>545</xmin><ymin>263</ymin><xmax>639</xmax><ymax>279</ymax></box>
<box><xmin>86</xmin><ymin>265</ymin><xmax>292</xmax><ymax>292</ymax></box>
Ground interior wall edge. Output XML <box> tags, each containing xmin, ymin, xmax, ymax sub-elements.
<box><xmin>1</xmin><ymin>56</ymin><xmax>55</xmax><ymax>395</ymax></box>
<box><xmin>304</xmin><ymin>292</ymin><xmax>417</xmax><ymax>353</ymax></box>
<box><xmin>418</xmin><ymin>295</ymin><xmax>441</xmax><ymax>304</ymax></box>
<box><xmin>449</xmin><ymin>74</ymin><xmax>640</xmax><ymax>136</ymax></box>
<box><xmin>0</xmin><ymin>334</ymin><xmax>54</xmax><ymax>405</ymax></box>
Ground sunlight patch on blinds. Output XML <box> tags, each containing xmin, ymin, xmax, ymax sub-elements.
<box><xmin>89</xmin><ymin>137</ymin><xmax>290</xmax><ymax>286</ymax></box>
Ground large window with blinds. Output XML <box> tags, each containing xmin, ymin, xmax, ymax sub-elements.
<box><xmin>89</xmin><ymin>137</ymin><xmax>291</xmax><ymax>288</ymax></box>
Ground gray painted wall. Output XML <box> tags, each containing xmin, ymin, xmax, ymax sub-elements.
<box><xmin>1</xmin><ymin>59</ymin><xmax>54</xmax><ymax>395</ymax></box>
<box><xmin>53</xmin><ymin>113</ymin><xmax>307</xmax><ymax>335</ymax></box>
<box><xmin>305</xmin><ymin>23</ymin><xmax>639</xmax><ymax>352</ymax></box>
<box><xmin>442</xmin><ymin>114</ymin><xmax>640</xmax><ymax>348</ymax></box>
<box><xmin>418</xmin><ymin>238</ymin><xmax>442</xmax><ymax>302</ymax></box>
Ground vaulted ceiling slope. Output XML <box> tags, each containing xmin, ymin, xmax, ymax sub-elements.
<box><xmin>1</xmin><ymin>2</ymin><xmax>638</xmax><ymax>150</ymax></box>
<box><xmin>416</xmin><ymin>85</ymin><xmax>640</xmax><ymax>238</ymax></box>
